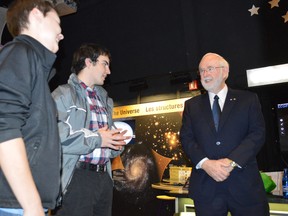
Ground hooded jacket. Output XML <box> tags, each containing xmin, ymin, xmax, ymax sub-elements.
<box><xmin>52</xmin><ymin>73</ymin><xmax>123</xmax><ymax>195</ymax></box>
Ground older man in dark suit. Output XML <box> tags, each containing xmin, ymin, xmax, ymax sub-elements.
<box><xmin>180</xmin><ymin>53</ymin><xmax>269</xmax><ymax>216</ymax></box>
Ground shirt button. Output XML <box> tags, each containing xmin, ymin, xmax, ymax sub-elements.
<box><xmin>216</xmin><ymin>141</ymin><xmax>221</xmax><ymax>145</ymax></box>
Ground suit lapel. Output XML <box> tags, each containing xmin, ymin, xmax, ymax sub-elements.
<box><xmin>200</xmin><ymin>94</ymin><xmax>216</xmax><ymax>133</ymax></box>
<box><xmin>218</xmin><ymin>89</ymin><xmax>237</xmax><ymax>131</ymax></box>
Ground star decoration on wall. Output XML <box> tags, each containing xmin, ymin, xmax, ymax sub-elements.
<box><xmin>269</xmin><ymin>0</ymin><xmax>280</xmax><ymax>8</ymax></box>
<box><xmin>247</xmin><ymin>0</ymin><xmax>288</xmax><ymax>24</ymax></box>
<box><xmin>282</xmin><ymin>11</ymin><xmax>288</xmax><ymax>23</ymax></box>
<box><xmin>248</xmin><ymin>5</ymin><xmax>260</xmax><ymax>16</ymax></box>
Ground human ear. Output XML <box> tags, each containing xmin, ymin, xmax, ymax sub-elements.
<box><xmin>85</xmin><ymin>58</ymin><xmax>93</xmax><ymax>67</ymax></box>
<box><xmin>29</xmin><ymin>7</ymin><xmax>44</xmax><ymax>22</ymax></box>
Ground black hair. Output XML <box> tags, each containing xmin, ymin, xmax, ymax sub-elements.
<box><xmin>71</xmin><ymin>43</ymin><xmax>111</xmax><ymax>75</ymax></box>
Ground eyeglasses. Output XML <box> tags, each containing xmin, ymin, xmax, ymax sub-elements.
<box><xmin>198</xmin><ymin>66</ymin><xmax>224</xmax><ymax>74</ymax></box>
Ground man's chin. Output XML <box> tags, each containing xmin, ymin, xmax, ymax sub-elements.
<box><xmin>202</xmin><ymin>84</ymin><xmax>212</xmax><ymax>92</ymax></box>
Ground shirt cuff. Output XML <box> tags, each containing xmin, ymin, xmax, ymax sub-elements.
<box><xmin>196</xmin><ymin>157</ymin><xmax>209</xmax><ymax>169</ymax></box>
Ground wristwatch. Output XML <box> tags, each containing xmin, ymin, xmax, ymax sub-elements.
<box><xmin>230</xmin><ymin>161</ymin><xmax>238</xmax><ymax>169</ymax></box>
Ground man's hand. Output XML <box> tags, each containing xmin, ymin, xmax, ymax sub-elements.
<box><xmin>98</xmin><ymin>126</ymin><xmax>131</xmax><ymax>150</ymax></box>
<box><xmin>23</xmin><ymin>208</ymin><xmax>45</xmax><ymax>216</ymax></box>
<box><xmin>219</xmin><ymin>158</ymin><xmax>234</xmax><ymax>173</ymax></box>
<box><xmin>202</xmin><ymin>159</ymin><xmax>231</xmax><ymax>182</ymax></box>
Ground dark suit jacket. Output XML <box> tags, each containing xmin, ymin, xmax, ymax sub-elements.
<box><xmin>180</xmin><ymin>88</ymin><xmax>267</xmax><ymax>205</ymax></box>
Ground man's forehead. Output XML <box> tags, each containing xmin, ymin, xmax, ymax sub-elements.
<box><xmin>200</xmin><ymin>56</ymin><xmax>218</xmax><ymax>66</ymax></box>
<box><xmin>98</xmin><ymin>55</ymin><xmax>110</xmax><ymax>62</ymax></box>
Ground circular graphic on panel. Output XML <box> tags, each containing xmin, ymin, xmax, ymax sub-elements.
<box><xmin>114</xmin><ymin>121</ymin><xmax>134</xmax><ymax>144</ymax></box>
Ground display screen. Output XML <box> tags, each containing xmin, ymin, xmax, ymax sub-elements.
<box><xmin>277</xmin><ymin>103</ymin><xmax>288</xmax><ymax>151</ymax></box>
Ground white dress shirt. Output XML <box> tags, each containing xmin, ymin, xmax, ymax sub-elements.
<box><xmin>196</xmin><ymin>85</ymin><xmax>228</xmax><ymax>169</ymax></box>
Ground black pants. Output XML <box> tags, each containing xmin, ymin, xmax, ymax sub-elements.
<box><xmin>194</xmin><ymin>191</ymin><xmax>270</xmax><ymax>216</ymax></box>
<box><xmin>54</xmin><ymin>168</ymin><xmax>113</xmax><ymax>216</ymax></box>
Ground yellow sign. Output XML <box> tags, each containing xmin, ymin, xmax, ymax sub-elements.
<box><xmin>113</xmin><ymin>97</ymin><xmax>190</xmax><ymax>119</ymax></box>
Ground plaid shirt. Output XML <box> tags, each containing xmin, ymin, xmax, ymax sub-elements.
<box><xmin>79</xmin><ymin>82</ymin><xmax>111</xmax><ymax>164</ymax></box>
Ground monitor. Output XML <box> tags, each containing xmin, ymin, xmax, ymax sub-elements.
<box><xmin>276</xmin><ymin>102</ymin><xmax>288</xmax><ymax>152</ymax></box>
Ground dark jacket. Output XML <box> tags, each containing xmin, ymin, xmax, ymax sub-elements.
<box><xmin>0</xmin><ymin>35</ymin><xmax>61</xmax><ymax>209</ymax></box>
<box><xmin>180</xmin><ymin>88</ymin><xmax>267</xmax><ymax>205</ymax></box>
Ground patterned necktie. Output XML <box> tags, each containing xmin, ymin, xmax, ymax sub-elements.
<box><xmin>212</xmin><ymin>95</ymin><xmax>221</xmax><ymax>131</ymax></box>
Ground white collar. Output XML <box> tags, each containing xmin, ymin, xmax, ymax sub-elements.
<box><xmin>208</xmin><ymin>85</ymin><xmax>228</xmax><ymax>109</ymax></box>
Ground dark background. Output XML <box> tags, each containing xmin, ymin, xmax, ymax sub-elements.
<box><xmin>2</xmin><ymin>0</ymin><xmax>288</xmax><ymax>171</ymax></box>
